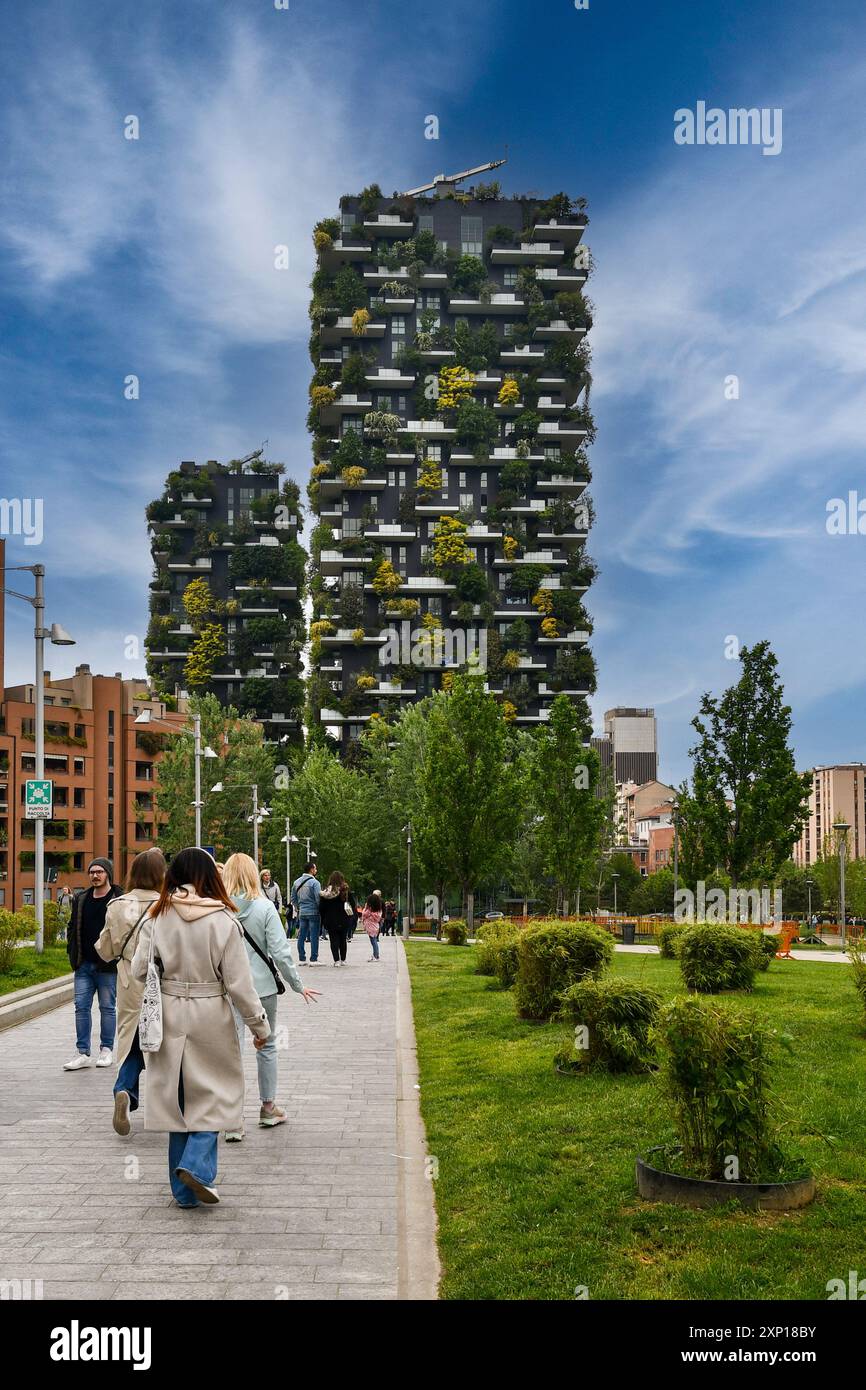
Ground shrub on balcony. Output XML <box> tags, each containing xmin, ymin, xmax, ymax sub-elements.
<box><xmin>352</xmin><ymin>628</ymin><xmax>366</xmax><ymax>645</ymax></box>
<box><xmin>502</xmin><ymin>649</ymin><xmax>521</xmax><ymax>673</ymax></box>
<box><xmin>236</xmin><ymin>677</ymin><xmax>273</xmax><ymax>715</ymax></box>
<box><xmin>498</xmin><ymin>376</ymin><xmax>521</xmax><ymax>406</ymax></box>
<box><xmin>454</xmin><ymin>562</ymin><xmax>489</xmax><ymax>602</ymax></box>
<box><xmin>551</xmin><ymin>647</ymin><xmax>596</xmax><ymax>692</ymax></box>
<box><xmin>531</xmin><ymin>588</ymin><xmax>553</xmax><ymax>616</ymax></box>
<box><xmin>357</xmin><ymin>183</ymin><xmax>383</xmax><ymax>217</ymax></box>
<box><xmin>544</xmin><ymin>337</ymin><xmax>591</xmax><ymax>381</ymax></box>
<box><xmin>184</xmin><ymin>623</ymin><xmax>226</xmax><ymax>690</ymax></box>
<box><xmin>438</xmin><ymin>364</ymin><xmax>475</xmax><ymax>410</ymax></box>
<box><xmin>454</xmin><ymin>398</ymin><xmax>498</xmax><ymax>449</ymax></box>
<box><xmin>351</xmin><ymin>308</ymin><xmax>370</xmax><ymax>336</ymax></box>
<box><xmin>450</xmin><ymin>255</ymin><xmax>486</xmax><ymax>297</ymax></box>
<box><xmin>182</xmin><ymin>577</ymin><xmax>215</xmax><ymax>626</ymax></box>
<box><xmin>246</xmin><ymin>616</ymin><xmax>286</xmax><ymax>644</ymax></box>
<box><xmin>228</xmin><ymin>541</ymin><xmax>305</xmax><ymax>588</ymax></box>
<box><xmin>556</xmin><ymin>290</ymin><xmax>594</xmax><ymax>330</ymax></box>
<box><xmin>485</xmin><ymin>223</ymin><xmax>516</xmax><ymax>248</ymax></box>
<box><xmin>432</xmin><ymin>516</ymin><xmax>469</xmax><ymax>570</ymax></box>
<box><xmin>310</xmin><ymin>620</ymin><xmax>336</xmax><ymax>640</ymax></box>
<box><xmin>385</xmin><ymin>597</ymin><xmax>419</xmax><ymax>617</ymax></box>
<box><xmin>502</xmin><ymin>617</ymin><xmax>531</xmax><ymax>651</ymax></box>
<box><xmin>341</xmin><ymin>465</ymin><xmax>368</xmax><ymax>487</ymax></box>
<box><xmin>502</xmin><ymin>534</ymin><xmax>519</xmax><ymax>561</ymax></box>
<box><xmin>507</xmin><ymin>564</ymin><xmax>551</xmax><ymax>597</ymax></box>
<box><xmin>340</xmin><ymin>353</ymin><xmax>370</xmax><ymax>392</ymax></box>
<box><xmin>364</xmin><ymin>411</ymin><xmax>402</xmax><ymax>447</ymax></box>
<box><xmin>371</xmin><ymin>559</ymin><xmax>402</xmax><ymax>597</ymax></box>
<box><xmin>333</xmin><ymin>428</ymin><xmax>366</xmax><ymax>471</ymax></box>
<box><xmin>540</xmin><ymin>617</ymin><xmax>561</xmax><ymax>639</ymax></box>
<box><xmin>416</xmin><ymin>460</ymin><xmax>443</xmax><ymax>493</ymax></box>
<box><xmin>310</xmin><ymin>385</ymin><xmax>336</xmax><ymax>409</ymax></box>
<box><xmin>332</xmin><ymin>266</ymin><xmax>368</xmax><ymax>314</ymax></box>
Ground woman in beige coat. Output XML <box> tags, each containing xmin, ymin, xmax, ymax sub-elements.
<box><xmin>96</xmin><ymin>847</ymin><xmax>165</xmax><ymax>1137</ymax></box>
<box><xmin>130</xmin><ymin>847</ymin><xmax>270</xmax><ymax>1209</ymax></box>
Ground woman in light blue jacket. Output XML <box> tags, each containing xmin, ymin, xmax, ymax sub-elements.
<box><xmin>221</xmin><ymin>853</ymin><xmax>320</xmax><ymax>1141</ymax></box>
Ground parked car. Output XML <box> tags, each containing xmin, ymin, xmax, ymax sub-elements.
<box><xmin>484</xmin><ymin>911</ymin><xmax>505</xmax><ymax>921</ymax></box>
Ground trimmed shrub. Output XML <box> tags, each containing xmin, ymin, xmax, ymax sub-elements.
<box><xmin>18</xmin><ymin>902</ymin><xmax>65</xmax><ymax>948</ymax></box>
<box><xmin>659</xmin><ymin>923</ymin><xmax>688</xmax><ymax>959</ymax></box>
<box><xmin>0</xmin><ymin>911</ymin><xmax>21</xmax><ymax>973</ymax></box>
<box><xmin>678</xmin><ymin>924</ymin><xmax>757</xmax><ymax>994</ymax></box>
<box><xmin>658</xmin><ymin>995</ymin><xmax>783</xmax><ymax>1181</ymax></box>
<box><xmin>515</xmin><ymin>920</ymin><xmax>613</xmax><ymax>1021</ymax></box>
<box><xmin>556</xmin><ymin>976</ymin><xmax>661</xmax><ymax>1074</ymax></box>
<box><xmin>848</xmin><ymin>939</ymin><xmax>866</xmax><ymax>1027</ymax></box>
<box><xmin>474</xmin><ymin>921</ymin><xmax>517</xmax><ymax>974</ymax></box>
<box><xmin>443</xmin><ymin>920</ymin><xmax>468</xmax><ymax>946</ymax></box>
<box><xmin>753</xmin><ymin>931</ymin><xmax>778</xmax><ymax>972</ymax></box>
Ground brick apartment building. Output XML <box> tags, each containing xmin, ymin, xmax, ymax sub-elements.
<box><xmin>0</xmin><ymin>542</ymin><xmax>186</xmax><ymax>907</ymax></box>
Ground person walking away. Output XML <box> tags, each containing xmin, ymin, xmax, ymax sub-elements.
<box><xmin>319</xmin><ymin>871</ymin><xmax>353</xmax><ymax>966</ymax></box>
<box><xmin>57</xmin><ymin>885</ymin><xmax>73</xmax><ymax>941</ymax></box>
<box><xmin>96</xmin><ymin>847</ymin><xmax>165</xmax><ymax>1135</ymax></box>
<box><xmin>361</xmin><ymin>892</ymin><xmax>384</xmax><ymax>961</ymax></box>
<box><xmin>63</xmin><ymin>858</ymin><xmax>123</xmax><ymax>1071</ymax></box>
<box><xmin>382</xmin><ymin>899</ymin><xmax>396</xmax><ymax>937</ymax></box>
<box><xmin>260</xmin><ymin>868</ymin><xmax>283</xmax><ymax>916</ymax></box>
<box><xmin>130</xmin><ymin>847</ymin><xmax>270</xmax><ymax>1208</ymax></box>
<box><xmin>222</xmin><ymin>853</ymin><xmax>320</xmax><ymax>1141</ymax></box>
<box><xmin>345</xmin><ymin>883</ymin><xmax>358</xmax><ymax>943</ymax></box>
<box><xmin>291</xmin><ymin>861</ymin><xmax>321</xmax><ymax>965</ymax></box>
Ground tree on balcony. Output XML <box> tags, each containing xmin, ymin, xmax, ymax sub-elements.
<box><xmin>185</xmin><ymin>623</ymin><xmax>226</xmax><ymax>690</ymax></box>
<box><xmin>450</xmin><ymin>255</ymin><xmax>486</xmax><ymax>297</ymax></box>
<box><xmin>454</xmin><ymin>398</ymin><xmax>497</xmax><ymax>449</ymax></box>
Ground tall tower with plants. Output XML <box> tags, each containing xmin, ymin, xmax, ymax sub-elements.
<box><xmin>305</xmin><ymin>177</ymin><xmax>597</xmax><ymax>752</ymax></box>
<box><xmin>145</xmin><ymin>453</ymin><xmax>306</xmax><ymax>744</ymax></box>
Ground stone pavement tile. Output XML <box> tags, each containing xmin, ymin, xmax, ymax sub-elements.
<box><xmin>336</xmin><ymin>1284</ymin><xmax>399</xmax><ymax>1300</ymax></box>
<box><xmin>40</xmin><ymin>1282</ymin><xmax>121</xmax><ymax>1300</ymax></box>
<box><xmin>234</xmin><ymin>1248</ymin><xmax>343</xmax><ymax>1268</ymax></box>
<box><xmin>322</xmin><ymin>1234</ymin><xmax>398</xmax><ymax>1251</ymax></box>
<box><xmin>26</xmin><ymin>1264</ymin><xmax>113</xmax><ymax>1281</ymax></box>
<box><xmin>111</xmin><ymin>1284</ymin><xmax>230</xmax><ymax>1300</ymax></box>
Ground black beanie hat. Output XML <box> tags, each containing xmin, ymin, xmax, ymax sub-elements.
<box><xmin>87</xmin><ymin>857</ymin><xmax>114</xmax><ymax>881</ymax></box>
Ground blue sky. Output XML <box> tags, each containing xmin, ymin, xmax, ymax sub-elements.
<box><xmin>1</xmin><ymin>0</ymin><xmax>865</xmax><ymax>784</ymax></box>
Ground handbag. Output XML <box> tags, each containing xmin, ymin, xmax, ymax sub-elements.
<box><xmin>138</xmin><ymin>919</ymin><xmax>164</xmax><ymax>1053</ymax></box>
<box><xmin>239</xmin><ymin>917</ymin><xmax>286</xmax><ymax>995</ymax></box>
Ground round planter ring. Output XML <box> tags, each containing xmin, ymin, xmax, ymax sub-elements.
<box><xmin>554</xmin><ymin>1062</ymin><xmax>583</xmax><ymax>1077</ymax></box>
<box><xmin>635</xmin><ymin>1155</ymin><xmax>815</xmax><ymax>1211</ymax></box>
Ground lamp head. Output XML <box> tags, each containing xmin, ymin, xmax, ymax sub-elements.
<box><xmin>49</xmin><ymin>622</ymin><xmax>75</xmax><ymax>646</ymax></box>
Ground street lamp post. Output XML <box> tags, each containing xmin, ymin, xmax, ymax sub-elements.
<box><xmin>611</xmin><ymin>871</ymin><xmax>619</xmax><ymax>917</ymax></box>
<box><xmin>663</xmin><ymin>798</ymin><xmax>680</xmax><ymax>902</ymax></box>
<box><xmin>1</xmin><ymin>564</ymin><xmax>75</xmax><ymax>953</ymax></box>
<box><xmin>402</xmin><ymin>822</ymin><xmax>413</xmax><ymax>940</ymax></box>
<box><xmin>806</xmin><ymin>877</ymin><xmax>814</xmax><ymax>926</ymax></box>
<box><xmin>281</xmin><ymin>818</ymin><xmax>299</xmax><ymax>910</ymax></box>
<box><xmin>832</xmin><ymin>820</ymin><xmax>851</xmax><ymax>948</ymax></box>
<box><xmin>211</xmin><ymin>782</ymin><xmax>267</xmax><ymax>864</ymax></box>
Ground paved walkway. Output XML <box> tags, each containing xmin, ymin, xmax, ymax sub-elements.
<box><xmin>0</xmin><ymin>933</ymin><xmax>425</xmax><ymax>1300</ymax></box>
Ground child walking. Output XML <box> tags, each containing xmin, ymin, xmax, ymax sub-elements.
<box><xmin>361</xmin><ymin>892</ymin><xmax>383</xmax><ymax>961</ymax></box>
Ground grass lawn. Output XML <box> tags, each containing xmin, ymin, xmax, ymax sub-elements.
<box><xmin>0</xmin><ymin>945</ymin><xmax>71</xmax><ymax>996</ymax></box>
<box><xmin>406</xmin><ymin>941</ymin><xmax>866</xmax><ymax>1300</ymax></box>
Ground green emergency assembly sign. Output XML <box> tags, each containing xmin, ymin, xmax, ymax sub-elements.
<box><xmin>25</xmin><ymin>780</ymin><xmax>53</xmax><ymax>819</ymax></box>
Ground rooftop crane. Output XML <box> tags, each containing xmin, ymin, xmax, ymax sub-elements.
<box><xmin>401</xmin><ymin>156</ymin><xmax>507</xmax><ymax>198</ymax></box>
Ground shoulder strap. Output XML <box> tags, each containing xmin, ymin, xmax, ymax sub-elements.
<box><xmin>233</xmin><ymin>912</ymin><xmax>284</xmax><ymax>990</ymax></box>
<box><xmin>113</xmin><ymin>905</ymin><xmax>153</xmax><ymax>964</ymax></box>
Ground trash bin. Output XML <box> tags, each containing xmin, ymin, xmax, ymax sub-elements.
<box><xmin>621</xmin><ymin>922</ymin><xmax>636</xmax><ymax>945</ymax></box>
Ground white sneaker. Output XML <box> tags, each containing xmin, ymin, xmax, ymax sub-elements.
<box><xmin>95</xmin><ymin>1047</ymin><xmax>113</xmax><ymax>1067</ymax></box>
<box><xmin>63</xmin><ymin>1053</ymin><xmax>92</xmax><ymax>1071</ymax></box>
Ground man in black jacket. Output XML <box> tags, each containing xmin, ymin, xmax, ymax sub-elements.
<box><xmin>63</xmin><ymin>858</ymin><xmax>123</xmax><ymax>1072</ymax></box>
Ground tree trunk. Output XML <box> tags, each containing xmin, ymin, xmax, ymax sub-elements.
<box><xmin>522</xmin><ymin>898</ymin><xmax>528</xmax><ymax>919</ymax></box>
<box><xmin>576</xmin><ymin>885</ymin><xmax>581</xmax><ymax>918</ymax></box>
<box><xmin>562</xmin><ymin>893</ymin><xmax>569</xmax><ymax>918</ymax></box>
<box><xmin>466</xmin><ymin>889</ymin><xmax>474</xmax><ymax>934</ymax></box>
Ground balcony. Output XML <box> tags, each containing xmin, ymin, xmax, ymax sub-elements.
<box><xmin>320</xmin><ymin>631</ymin><xmax>388</xmax><ymax>647</ymax></box>
<box><xmin>366</xmin><ymin>576</ymin><xmax>455</xmax><ymax>593</ymax></box>
<box><xmin>538</xmin><ymin>421</ymin><xmax>588</xmax><ymax>441</ymax></box>
<box><xmin>449</xmin><ymin>293</ymin><xmax>525</xmax><ymax>315</ymax></box>
<box><xmin>472</xmin><ymin>372</ymin><xmax>502</xmax><ymax>390</ymax></box>
<box><xmin>366</xmin><ymin>369</ymin><xmax>415</xmax><ymax>387</ymax></box>
<box><xmin>535</xmin><ymin>474</ymin><xmax>588</xmax><ymax>494</ymax></box>
<box><xmin>417</xmin><ymin>269</ymin><xmax>448</xmax><ymax>286</ymax></box>
<box><xmin>531</xmin><ymin>216</ymin><xmax>588</xmax><ymax>246</ymax></box>
<box><xmin>363</xmin><ymin>524</ymin><xmax>416</xmax><ymax>540</ymax></box>
<box><xmin>416</xmin><ymin>348</ymin><xmax>456</xmax><ymax>362</ymax></box>
<box><xmin>321</xmin><ymin>709</ymin><xmax>374</xmax><ymax>725</ymax></box>
<box><xmin>324</xmin><ymin>393</ymin><xmax>373</xmax><ymax>415</ymax></box>
<box><xmin>533</xmin><ymin>319</ymin><xmax>587</xmax><ymax>340</ymax></box>
<box><xmin>320</xmin><ymin>317</ymin><xmax>386</xmax><ymax>342</ymax></box>
<box><xmin>537</xmin><ymin>396</ymin><xmax>566</xmax><ymax>414</ymax></box>
<box><xmin>403</xmin><ymin>420</ymin><xmax>456</xmax><ymax>438</ymax></box>
<box><xmin>319</xmin><ymin>550</ymin><xmax>373</xmax><ymax>575</ymax></box>
<box><xmin>146</xmin><ymin>650</ymin><xmax>189</xmax><ymax>661</ymax></box>
<box><xmin>325</xmin><ymin>239</ymin><xmax>369</xmax><ymax>261</ymax></box>
<box><xmin>537</xmin><ymin>628</ymin><xmax>591</xmax><ymax>645</ymax></box>
<box><xmin>494</xmin><ymin>549</ymin><xmax>566</xmax><ymax>569</ymax></box>
<box><xmin>489</xmin><ymin>241</ymin><xmax>564</xmax><ymax>264</ymax></box>
<box><xmin>372</xmin><ymin>682</ymin><xmax>416</xmax><ymax>696</ymax></box>
<box><xmin>500</xmin><ymin>345</ymin><xmax>545</xmax><ymax>363</ymax></box>
<box><xmin>178</xmin><ymin>493</ymin><xmax>213</xmax><ymax>507</ymax></box>
<box><xmin>364</xmin><ymin>266</ymin><xmax>410</xmax><ymax>283</ymax></box>
<box><xmin>535</xmin><ymin>528</ymin><xmax>588</xmax><ymax>546</ymax></box>
<box><xmin>167</xmin><ymin>557</ymin><xmax>212</xmax><ymax>572</ymax></box>
<box><xmin>538</xmin><ymin>682</ymin><xmax>592</xmax><ymax>697</ymax></box>
<box><xmin>465</xmin><ymin>523</ymin><xmax>502</xmax><ymax>541</ymax></box>
<box><xmin>362</xmin><ymin>215</ymin><xmax>414</xmax><ymax>235</ymax></box>
<box><xmin>514</xmin><ymin>710</ymin><xmax>552</xmax><ymax>723</ymax></box>
<box><xmin>318</xmin><ymin>475</ymin><xmax>388</xmax><ymax>495</ymax></box>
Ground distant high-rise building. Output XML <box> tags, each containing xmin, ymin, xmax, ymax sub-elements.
<box><xmin>793</xmin><ymin>764</ymin><xmax>866</xmax><ymax>866</ymax></box>
<box><xmin>144</xmin><ymin>458</ymin><xmax>306</xmax><ymax>742</ymax></box>
<box><xmin>592</xmin><ymin>707</ymin><xmax>658</xmax><ymax>786</ymax></box>
<box><xmin>305</xmin><ymin>179</ymin><xmax>597</xmax><ymax>750</ymax></box>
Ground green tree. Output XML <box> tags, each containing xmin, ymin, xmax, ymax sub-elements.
<box><xmin>419</xmin><ymin>672</ymin><xmax>523</xmax><ymax>930</ymax></box>
<box><xmin>686</xmin><ymin>642</ymin><xmax>811</xmax><ymax>887</ymax></box>
<box><xmin>153</xmin><ymin>694</ymin><xmax>275</xmax><ymax>859</ymax></box>
<box><xmin>526</xmin><ymin>695</ymin><xmax>603</xmax><ymax>915</ymax></box>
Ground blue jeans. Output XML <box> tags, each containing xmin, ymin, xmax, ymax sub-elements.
<box><xmin>115</xmin><ymin>1029</ymin><xmax>145</xmax><ymax>1110</ymax></box>
<box><xmin>369</xmin><ymin>932</ymin><xmax>380</xmax><ymax>959</ymax></box>
<box><xmin>296</xmin><ymin>914</ymin><xmax>320</xmax><ymax>961</ymax></box>
<box><xmin>73</xmin><ymin>962</ymin><xmax>117</xmax><ymax>1055</ymax></box>
<box><xmin>169</xmin><ymin>1073</ymin><xmax>218</xmax><ymax>1207</ymax></box>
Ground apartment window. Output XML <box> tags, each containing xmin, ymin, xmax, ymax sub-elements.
<box><xmin>426</xmin><ymin>443</ymin><xmax>442</xmax><ymax>461</ymax></box>
<box><xmin>544</xmin><ymin>445</ymin><xmax>560</xmax><ymax>462</ymax></box>
<box><xmin>503</xmin><ymin>268</ymin><xmax>519</xmax><ymax>288</ymax></box>
<box><xmin>397</xmin><ymin>394</ymin><xmax>407</xmax><ymax>416</ymax></box>
<box><xmin>503</xmin><ymin>321</ymin><xmax>515</xmax><ymax>339</ymax></box>
<box><xmin>418</xmin><ymin>215</ymin><xmax>434</xmax><ymax>233</ymax></box>
<box><xmin>73</xmin><ymin>853</ymin><xmax>84</xmax><ymax>872</ymax></box>
<box><xmin>398</xmin><ymin>547</ymin><xmax>407</xmax><ymax>567</ymax></box>
<box><xmin>341</xmin><ymin>343</ymin><xmax>354</xmax><ymax>361</ymax></box>
<box><xmin>391</xmin><ymin>316</ymin><xmax>407</xmax><ymax>339</ymax></box>
<box><xmin>428</xmin><ymin>597</ymin><xmax>442</xmax><ymax>616</ymax></box>
<box><xmin>342</xmin><ymin>517</ymin><xmax>362</xmax><ymax>539</ymax></box>
<box><xmin>342</xmin><ymin>495</ymin><xmax>351</xmax><ymax>514</ymax></box>
<box><xmin>107</xmin><ymin>740</ymin><xmax>114</xmax><ymax>770</ymax></box>
<box><xmin>375</xmin><ymin>393</ymin><xmax>392</xmax><ymax>412</ymax></box>
<box><xmin>480</xmin><ymin>471</ymin><xmax>488</xmax><ymax>489</ymax></box>
<box><xmin>343</xmin><ymin>570</ymin><xmax>365</xmax><ymax>588</ymax></box>
<box><xmin>427</xmin><ymin>521</ymin><xmax>437</xmax><ymax>538</ymax></box>
<box><xmin>458</xmin><ymin>472</ymin><xmax>467</xmax><ymax>489</ymax></box>
<box><xmin>108</xmin><ymin>772</ymin><xmax>114</xmax><ymax>799</ymax></box>
<box><xmin>398</xmin><ymin>470</ymin><xmax>407</xmax><ymax>488</ymax></box>
<box><xmin>461</xmin><ymin>216</ymin><xmax>483</xmax><ymax>256</ymax></box>
<box><xmin>420</xmin><ymin>544</ymin><xmax>430</xmax><ymax>562</ymax></box>
<box><xmin>460</xmin><ymin>493</ymin><xmax>474</xmax><ymax>511</ymax></box>
<box><xmin>107</xmin><ymin>805</ymin><xmax>114</xmax><ymax>831</ymax></box>
<box><xmin>388</xmin><ymin>470</ymin><xmax>396</xmax><ymax>487</ymax></box>
<box><xmin>74</xmin><ymin>723</ymin><xmax>85</xmax><ymax>740</ymax></box>
<box><xmin>341</xmin><ymin>211</ymin><xmax>355</xmax><ymax>234</ymax></box>
<box><xmin>74</xmin><ymin>787</ymin><xmax>86</xmax><ymax>807</ymax></box>
<box><xmin>108</xmin><ymin>835</ymin><xmax>114</xmax><ymax>858</ymax></box>
<box><xmin>342</xmin><ymin>416</ymin><xmax>362</xmax><ymax>437</ymax></box>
